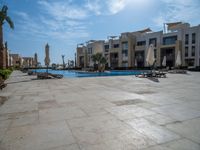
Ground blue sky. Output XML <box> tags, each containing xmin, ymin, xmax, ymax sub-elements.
<box><xmin>2</xmin><ymin>0</ymin><xmax>200</xmax><ymax>64</ymax></box>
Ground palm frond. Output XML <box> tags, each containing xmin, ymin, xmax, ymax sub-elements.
<box><xmin>1</xmin><ymin>5</ymin><xmax>8</xmax><ymax>14</ymax></box>
<box><xmin>5</xmin><ymin>16</ymin><xmax>14</xmax><ymax>29</ymax></box>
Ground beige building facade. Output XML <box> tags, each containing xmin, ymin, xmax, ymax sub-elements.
<box><xmin>21</xmin><ymin>57</ymin><xmax>34</xmax><ymax>68</ymax></box>
<box><xmin>9</xmin><ymin>54</ymin><xmax>22</xmax><ymax>67</ymax></box>
<box><xmin>76</xmin><ymin>22</ymin><xmax>200</xmax><ymax>69</ymax></box>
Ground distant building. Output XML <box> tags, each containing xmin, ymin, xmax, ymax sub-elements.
<box><xmin>22</xmin><ymin>57</ymin><xmax>34</xmax><ymax>68</ymax></box>
<box><xmin>9</xmin><ymin>54</ymin><xmax>22</xmax><ymax>67</ymax></box>
<box><xmin>77</xmin><ymin>22</ymin><xmax>200</xmax><ymax>69</ymax></box>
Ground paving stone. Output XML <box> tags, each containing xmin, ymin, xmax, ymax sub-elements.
<box><xmin>126</xmin><ymin>118</ymin><xmax>180</xmax><ymax>144</ymax></box>
<box><xmin>0</xmin><ymin>121</ymin><xmax>75</xmax><ymax>150</ymax></box>
<box><xmin>144</xmin><ymin>114</ymin><xmax>177</xmax><ymax>125</ymax></box>
<box><xmin>0</xmin><ymin>102</ymin><xmax>38</xmax><ymax>115</ymax></box>
<box><xmin>1</xmin><ymin>71</ymin><xmax>200</xmax><ymax>150</ymax></box>
<box><xmin>11</xmin><ymin>111</ymin><xmax>39</xmax><ymax>127</ymax></box>
<box><xmin>106</xmin><ymin>105</ymin><xmax>155</xmax><ymax>120</ymax></box>
<box><xmin>166</xmin><ymin>118</ymin><xmax>200</xmax><ymax>144</ymax></box>
<box><xmin>163</xmin><ymin>138</ymin><xmax>200</xmax><ymax>150</ymax></box>
<box><xmin>39</xmin><ymin>106</ymin><xmax>87</xmax><ymax>123</ymax></box>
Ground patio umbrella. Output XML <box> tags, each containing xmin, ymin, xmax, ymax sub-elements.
<box><xmin>44</xmin><ymin>44</ymin><xmax>50</xmax><ymax>73</ymax></box>
<box><xmin>175</xmin><ymin>50</ymin><xmax>181</xmax><ymax>67</ymax></box>
<box><xmin>34</xmin><ymin>53</ymin><xmax>38</xmax><ymax>68</ymax></box>
<box><xmin>135</xmin><ymin>59</ymin><xmax>137</xmax><ymax>67</ymax></box>
<box><xmin>146</xmin><ymin>44</ymin><xmax>155</xmax><ymax>67</ymax></box>
<box><xmin>162</xmin><ymin>56</ymin><xmax>166</xmax><ymax>67</ymax></box>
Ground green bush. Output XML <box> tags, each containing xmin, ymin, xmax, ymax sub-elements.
<box><xmin>0</xmin><ymin>69</ymin><xmax>12</xmax><ymax>80</ymax></box>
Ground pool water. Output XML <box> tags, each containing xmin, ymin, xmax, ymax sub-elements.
<box><xmin>33</xmin><ymin>69</ymin><xmax>143</xmax><ymax>78</ymax></box>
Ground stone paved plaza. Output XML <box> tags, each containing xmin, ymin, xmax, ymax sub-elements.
<box><xmin>0</xmin><ymin>71</ymin><xmax>200</xmax><ymax>150</ymax></box>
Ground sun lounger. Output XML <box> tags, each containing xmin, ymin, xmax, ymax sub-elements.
<box><xmin>37</xmin><ymin>73</ymin><xmax>63</xmax><ymax>79</ymax></box>
<box><xmin>49</xmin><ymin>73</ymin><xmax>63</xmax><ymax>79</ymax></box>
<box><xmin>155</xmin><ymin>72</ymin><xmax>166</xmax><ymax>78</ymax></box>
<box><xmin>168</xmin><ymin>69</ymin><xmax>187</xmax><ymax>74</ymax></box>
<box><xmin>136</xmin><ymin>71</ymin><xmax>166</xmax><ymax>78</ymax></box>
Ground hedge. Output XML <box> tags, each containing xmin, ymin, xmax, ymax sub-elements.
<box><xmin>0</xmin><ymin>69</ymin><xmax>12</xmax><ymax>80</ymax></box>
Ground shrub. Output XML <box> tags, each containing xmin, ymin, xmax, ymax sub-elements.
<box><xmin>0</xmin><ymin>69</ymin><xmax>12</xmax><ymax>80</ymax></box>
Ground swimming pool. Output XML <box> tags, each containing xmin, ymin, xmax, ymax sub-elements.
<box><xmin>33</xmin><ymin>69</ymin><xmax>143</xmax><ymax>78</ymax></box>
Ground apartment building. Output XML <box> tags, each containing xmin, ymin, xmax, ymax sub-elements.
<box><xmin>76</xmin><ymin>22</ymin><xmax>200</xmax><ymax>69</ymax></box>
<box><xmin>77</xmin><ymin>40</ymin><xmax>104</xmax><ymax>68</ymax></box>
<box><xmin>9</xmin><ymin>54</ymin><xmax>22</xmax><ymax>67</ymax></box>
<box><xmin>21</xmin><ymin>57</ymin><xmax>34</xmax><ymax>68</ymax></box>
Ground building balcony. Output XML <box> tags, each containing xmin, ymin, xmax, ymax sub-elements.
<box><xmin>122</xmin><ymin>56</ymin><xmax>128</xmax><ymax>61</ymax></box>
<box><xmin>135</xmin><ymin>45</ymin><xmax>146</xmax><ymax>51</ymax></box>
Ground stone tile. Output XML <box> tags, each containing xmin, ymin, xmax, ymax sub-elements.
<box><xmin>142</xmin><ymin>145</ymin><xmax>172</xmax><ymax>150</ymax></box>
<box><xmin>11</xmin><ymin>111</ymin><xmax>39</xmax><ymax>127</ymax></box>
<box><xmin>39</xmin><ymin>106</ymin><xmax>87</xmax><ymax>123</ymax></box>
<box><xmin>144</xmin><ymin>114</ymin><xmax>176</xmax><ymax>125</ymax></box>
<box><xmin>151</xmin><ymin>104</ymin><xmax>200</xmax><ymax>121</ymax></box>
<box><xmin>100</xmin><ymin>91</ymin><xmax>145</xmax><ymax>102</ymax></box>
<box><xmin>68</xmin><ymin>115</ymin><xmax>125</xmax><ymax>133</ymax></box>
<box><xmin>106</xmin><ymin>105</ymin><xmax>155</xmax><ymax>120</ymax></box>
<box><xmin>126</xmin><ymin>118</ymin><xmax>180</xmax><ymax>144</ymax></box>
<box><xmin>68</xmin><ymin>115</ymin><xmax>155</xmax><ymax>149</ymax></box>
<box><xmin>0</xmin><ymin>119</ymin><xmax>12</xmax><ymax>141</ymax></box>
<box><xmin>166</xmin><ymin>118</ymin><xmax>200</xmax><ymax>144</ymax></box>
<box><xmin>0</xmin><ymin>121</ymin><xmax>75</xmax><ymax>150</ymax></box>
<box><xmin>0</xmin><ymin>102</ymin><xmax>38</xmax><ymax>115</ymax></box>
<box><xmin>48</xmin><ymin>144</ymin><xmax>80</xmax><ymax>150</ymax></box>
<box><xmin>163</xmin><ymin>138</ymin><xmax>200</xmax><ymax>150</ymax></box>
<box><xmin>38</xmin><ymin>100</ymin><xmax>59</xmax><ymax>110</ymax></box>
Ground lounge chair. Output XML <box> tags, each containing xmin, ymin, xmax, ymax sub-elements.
<box><xmin>155</xmin><ymin>71</ymin><xmax>167</xmax><ymax>78</ymax></box>
<box><xmin>49</xmin><ymin>73</ymin><xmax>63</xmax><ymax>79</ymax></box>
<box><xmin>37</xmin><ymin>73</ymin><xmax>63</xmax><ymax>79</ymax></box>
<box><xmin>136</xmin><ymin>71</ymin><xmax>166</xmax><ymax>78</ymax></box>
<box><xmin>37</xmin><ymin>73</ymin><xmax>52</xmax><ymax>79</ymax></box>
<box><xmin>168</xmin><ymin>69</ymin><xmax>187</xmax><ymax>74</ymax></box>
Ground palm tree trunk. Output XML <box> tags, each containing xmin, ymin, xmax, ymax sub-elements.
<box><xmin>0</xmin><ymin>25</ymin><xmax>5</xmax><ymax>69</ymax></box>
<box><xmin>0</xmin><ymin>25</ymin><xmax>3</xmax><ymax>50</ymax></box>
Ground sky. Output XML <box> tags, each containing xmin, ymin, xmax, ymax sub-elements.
<box><xmin>2</xmin><ymin>0</ymin><xmax>200</xmax><ymax>64</ymax></box>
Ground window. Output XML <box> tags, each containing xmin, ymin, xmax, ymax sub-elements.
<box><xmin>192</xmin><ymin>33</ymin><xmax>196</xmax><ymax>44</ymax></box>
<box><xmin>122</xmin><ymin>62</ymin><xmax>128</xmax><ymax>67</ymax></box>
<box><xmin>163</xmin><ymin>36</ymin><xmax>177</xmax><ymax>45</ymax></box>
<box><xmin>87</xmin><ymin>48</ymin><xmax>93</xmax><ymax>54</ymax></box>
<box><xmin>122</xmin><ymin>50</ymin><xmax>128</xmax><ymax>57</ymax></box>
<box><xmin>192</xmin><ymin>46</ymin><xmax>195</xmax><ymax>56</ymax></box>
<box><xmin>185</xmin><ymin>47</ymin><xmax>188</xmax><ymax>57</ymax></box>
<box><xmin>113</xmin><ymin>44</ymin><xmax>119</xmax><ymax>48</ymax></box>
<box><xmin>122</xmin><ymin>42</ymin><xmax>128</xmax><ymax>50</ymax></box>
<box><xmin>149</xmin><ymin>38</ymin><xmax>157</xmax><ymax>47</ymax></box>
<box><xmin>104</xmin><ymin>45</ymin><xmax>109</xmax><ymax>49</ymax></box>
<box><xmin>137</xmin><ymin>41</ymin><xmax>146</xmax><ymax>46</ymax></box>
<box><xmin>154</xmin><ymin>49</ymin><xmax>157</xmax><ymax>58</ymax></box>
<box><xmin>185</xmin><ymin>34</ymin><xmax>189</xmax><ymax>44</ymax></box>
<box><xmin>104</xmin><ymin>45</ymin><xmax>109</xmax><ymax>52</ymax></box>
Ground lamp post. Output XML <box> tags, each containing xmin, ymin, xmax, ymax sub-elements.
<box><xmin>61</xmin><ymin>55</ymin><xmax>65</xmax><ymax>69</ymax></box>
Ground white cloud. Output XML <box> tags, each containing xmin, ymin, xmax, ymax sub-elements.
<box><xmin>107</xmin><ymin>0</ymin><xmax>127</xmax><ymax>14</ymax></box>
<box><xmin>38</xmin><ymin>0</ymin><xmax>88</xmax><ymax>20</ymax></box>
<box><xmin>154</xmin><ymin>0</ymin><xmax>200</xmax><ymax>27</ymax></box>
<box><xmin>85</xmin><ymin>0</ymin><xmax>102</xmax><ymax>15</ymax></box>
<box><xmin>14</xmin><ymin>9</ymin><xmax>89</xmax><ymax>41</ymax></box>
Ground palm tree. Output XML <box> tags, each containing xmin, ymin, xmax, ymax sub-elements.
<box><xmin>0</xmin><ymin>5</ymin><xmax>14</xmax><ymax>48</ymax></box>
<box><xmin>91</xmin><ymin>53</ymin><xmax>107</xmax><ymax>72</ymax></box>
<box><xmin>0</xmin><ymin>5</ymin><xmax>14</xmax><ymax>69</ymax></box>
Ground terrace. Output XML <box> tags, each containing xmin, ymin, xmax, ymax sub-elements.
<box><xmin>0</xmin><ymin>71</ymin><xmax>200</xmax><ymax>149</ymax></box>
